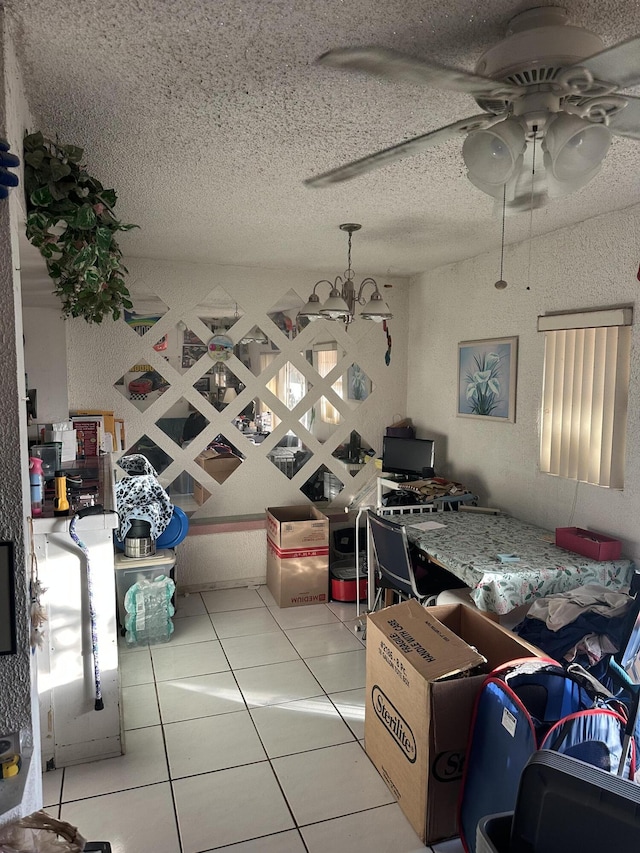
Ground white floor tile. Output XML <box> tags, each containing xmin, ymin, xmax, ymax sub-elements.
<box><xmin>174</xmin><ymin>592</ymin><xmax>207</xmax><ymax>618</ymax></box>
<box><xmin>272</xmin><ymin>741</ymin><xmax>394</xmax><ymax>825</ymax></box>
<box><xmin>173</xmin><ymin>762</ymin><xmax>294</xmax><ymax>852</ymax></box>
<box><xmin>301</xmin><ymin>802</ymin><xmax>426</xmax><ymax>853</ymax></box>
<box><xmin>157</xmin><ymin>671</ymin><xmax>245</xmax><ymax>723</ymax></box>
<box><xmin>326</xmin><ymin>599</ymin><xmax>362</xmax><ymax>621</ymax></box>
<box><xmin>285</xmin><ymin>622</ymin><xmax>365</xmax><ymax>658</ymax></box>
<box><xmin>204</xmin><ymin>829</ymin><xmax>306</xmax><ymax>852</ymax></box>
<box><xmin>42</xmin><ymin>768</ymin><xmax>63</xmax><ymax>808</ymax></box>
<box><xmin>202</xmin><ymin>587</ymin><xmax>265</xmax><ymax>613</ymax></box>
<box><xmin>256</xmin><ymin>585</ymin><xmax>277</xmax><ymax>607</ymax></box>
<box><xmin>122</xmin><ymin>682</ymin><xmax>160</xmax><ymax>730</ymax></box>
<box><xmin>268</xmin><ymin>603</ymin><xmax>340</xmax><ymax>630</ymax></box>
<box><xmin>165</xmin><ymin>709</ymin><xmax>266</xmax><ymax>778</ymax></box>
<box><xmin>151</xmin><ymin>639</ymin><xmax>229</xmax><ymax>681</ymax></box>
<box><xmin>210</xmin><ymin>606</ymin><xmax>281</xmax><ymax>638</ymax></box>
<box><xmin>250</xmin><ymin>696</ymin><xmax>355</xmax><ymax>758</ymax></box>
<box><xmin>220</xmin><ymin>630</ymin><xmax>298</xmax><ymax>670</ymax></box>
<box><xmin>305</xmin><ymin>649</ymin><xmax>366</xmax><ymax>693</ymax></box>
<box><xmin>61</xmin><ymin>782</ymin><xmax>179</xmax><ymax>853</ymax></box>
<box><xmin>118</xmin><ymin>646</ymin><xmax>154</xmax><ymax>687</ymax></box>
<box><xmin>169</xmin><ymin>614</ymin><xmax>217</xmax><ymax>645</ymax></box>
<box><xmin>234</xmin><ymin>659</ymin><xmax>323</xmax><ymax>708</ymax></box>
<box><xmin>328</xmin><ymin>687</ymin><xmax>366</xmax><ymax>740</ymax></box>
<box><xmin>62</xmin><ymin>727</ymin><xmax>168</xmax><ymax>801</ymax></box>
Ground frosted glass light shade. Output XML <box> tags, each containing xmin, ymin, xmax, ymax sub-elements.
<box><xmin>544</xmin><ymin>114</ymin><xmax>611</xmax><ymax>182</ymax></box>
<box><xmin>462</xmin><ymin>119</ymin><xmax>526</xmax><ymax>186</ymax></box>
<box><xmin>320</xmin><ymin>288</ymin><xmax>352</xmax><ymax>321</ymax></box>
<box><xmin>360</xmin><ymin>291</ymin><xmax>392</xmax><ymax>322</ymax></box>
<box><xmin>298</xmin><ymin>293</ymin><xmax>324</xmax><ymax>321</ymax></box>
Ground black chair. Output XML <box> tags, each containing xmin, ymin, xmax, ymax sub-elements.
<box><xmin>367</xmin><ymin>510</ymin><xmax>466</xmax><ymax>608</ymax></box>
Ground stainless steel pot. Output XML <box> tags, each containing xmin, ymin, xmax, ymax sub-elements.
<box><xmin>124</xmin><ymin>519</ymin><xmax>156</xmax><ymax>558</ymax></box>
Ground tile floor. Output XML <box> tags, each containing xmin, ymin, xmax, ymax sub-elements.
<box><xmin>42</xmin><ymin>586</ymin><xmax>465</xmax><ymax>853</ymax></box>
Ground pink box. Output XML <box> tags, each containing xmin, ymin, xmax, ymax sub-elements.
<box><xmin>555</xmin><ymin>527</ymin><xmax>622</xmax><ymax>561</ymax></box>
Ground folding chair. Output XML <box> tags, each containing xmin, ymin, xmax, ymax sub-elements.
<box><xmin>367</xmin><ymin>510</ymin><xmax>466</xmax><ymax>610</ymax></box>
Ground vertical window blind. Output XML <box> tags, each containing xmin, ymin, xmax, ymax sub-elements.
<box><xmin>538</xmin><ymin>309</ymin><xmax>632</xmax><ymax>488</ymax></box>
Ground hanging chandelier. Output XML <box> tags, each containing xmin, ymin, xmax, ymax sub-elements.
<box><xmin>298</xmin><ymin>224</ymin><xmax>393</xmax><ymax>325</ymax></box>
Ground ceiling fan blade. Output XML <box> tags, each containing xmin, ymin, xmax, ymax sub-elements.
<box><xmin>607</xmin><ymin>94</ymin><xmax>640</xmax><ymax>139</ymax></box>
<box><xmin>574</xmin><ymin>35</ymin><xmax>640</xmax><ymax>89</ymax></box>
<box><xmin>317</xmin><ymin>46</ymin><xmax>522</xmax><ymax>98</ymax></box>
<box><xmin>304</xmin><ymin>114</ymin><xmax>504</xmax><ymax>188</ymax></box>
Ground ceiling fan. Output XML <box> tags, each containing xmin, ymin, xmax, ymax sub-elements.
<box><xmin>305</xmin><ymin>7</ymin><xmax>640</xmax><ymax>211</ymax></box>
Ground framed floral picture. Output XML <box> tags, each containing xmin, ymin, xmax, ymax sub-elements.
<box><xmin>457</xmin><ymin>336</ymin><xmax>518</xmax><ymax>422</ymax></box>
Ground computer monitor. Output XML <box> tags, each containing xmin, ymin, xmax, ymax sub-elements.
<box><xmin>381</xmin><ymin>436</ymin><xmax>435</xmax><ymax>479</ymax></box>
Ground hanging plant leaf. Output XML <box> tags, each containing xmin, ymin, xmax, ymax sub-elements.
<box><xmin>23</xmin><ymin>130</ymin><xmax>138</xmax><ymax>323</ymax></box>
<box><xmin>30</xmin><ymin>185</ymin><xmax>54</xmax><ymax>207</ymax></box>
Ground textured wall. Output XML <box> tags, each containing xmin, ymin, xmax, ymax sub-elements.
<box><xmin>408</xmin><ymin>202</ymin><xmax>640</xmax><ymax>561</ymax></box>
<box><xmin>0</xmin><ymin>8</ymin><xmax>41</xmax><ymax>821</ymax></box>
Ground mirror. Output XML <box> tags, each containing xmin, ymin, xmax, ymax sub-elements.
<box><xmin>115</xmin><ymin>365</ymin><xmax>171</xmax><ymax>412</ymax></box>
<box><xmin>299</xmin><ymin>464</ymin><xmax>344</xmax><ymax>502</ymax></box>
<box><xmin>123</xmin><ymin>435</ymin><xmax>173</xmax><ymax>475</ymax></box>
<box><xmin>333</xmin><ymin>362</ymin><xmax>373</xmax><ymax>407</ymax></box>
<box><xmin>156</xmin><ymin>397</ymin><xmax>210</xmax><ymax>446</ymax></box>
<box><xmin>236</xmin><ymin>327</ymin><xmax>281</xmax><ymax>377</ymax></box>
<box><xmin>267</xmin><ymin>431</ymin><xmax>312</xmax><ymax>480</ymax></box>
<box><xmin>332</xmin><ymin>430</ymin><xmax>375</xmax><ymax>476</ymax></box>
<box><xmin>123</xmin><ymin>292</ymin><xmax>169</xmax><ymax>336</ymax></box>
<box><xmin>300</xmin><ymin>397</ymin><xmax>343</xmax><ymax>443</ymax></box>
<box><xmin>196</xmin><ymin>285</ymin><xmax>245</xmax><ymax>337</ymax></box>
<box><xmin>302</xmin><ymin>333</ymin><xmax>345</xmax><ymax>375</ymax></box>
<box><xmin>267</xmin><ymin>289</ymin><xmax>307</xmax><ymax>339</ymax></box>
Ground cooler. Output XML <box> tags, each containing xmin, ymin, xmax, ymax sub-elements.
<box><xmin>330</xmin><ymin>558</ymin><xmax>367</xmax><ymax>602</ymax></box>
<box><xmin>114</xmin><ymin>549</ymin><xmax>176</xmax><ymax>632</ymax></box>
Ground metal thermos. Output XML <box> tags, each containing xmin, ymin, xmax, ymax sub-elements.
<box><xmin>53</xmin><ymin>470</ymin><xmax>70</xmax><ymax>516</ymax></box>
<box><xmin>124</xmin><ymin>518</ymin><xmax>155</xmax><ymax>558</ymax></box>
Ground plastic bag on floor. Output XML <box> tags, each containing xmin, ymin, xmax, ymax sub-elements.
<box><xmin>0</xmin><ymin>810</ymin><xmax>85</xmax><ymax>853</ymax></box>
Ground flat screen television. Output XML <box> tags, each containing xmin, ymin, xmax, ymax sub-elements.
<box><xmin>382</xmin><ymin>436</ymin><xmax>435</xmax><ymax>479</ymax></box>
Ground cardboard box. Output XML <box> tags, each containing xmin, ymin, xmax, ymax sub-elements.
<box><xmin>196</xmin><ymin>449</ymin><xmax>242</xmax><ymax>484</ymax></box>
<box><xmin>365</xmin><ymin>600</ymin><xmax>540</xmax><ymax>844</ymax></box>
<box><xmin>192</xmin><ymin>481</ymin><xmax>210</xmax><ymax>505</ymax></box>
<box><xmin>555</xmin><ymin>526</ymin><xmax>622</xmax><ymax>561</ymax></box>
<box><xmin>266</xmin><ymin>505</ymin><xmax>329</xmax><ymax>607</ymax></box>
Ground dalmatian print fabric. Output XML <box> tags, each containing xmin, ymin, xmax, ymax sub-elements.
<box><xmin>116</xmin><ymin>454</ymin><xmax>174</xmax><ymax>541</ymax></box>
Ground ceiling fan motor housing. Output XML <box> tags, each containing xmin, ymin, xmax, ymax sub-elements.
<box><xmin>474</xmin><ymin>6</ymin><xmax>605</xmax><ymax>114</ymax></box>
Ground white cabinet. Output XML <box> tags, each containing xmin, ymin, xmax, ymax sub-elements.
<box><xmin>34</xmin><ymin>504</ymin><xmax>123</xmax><ymax>768</ymax></box>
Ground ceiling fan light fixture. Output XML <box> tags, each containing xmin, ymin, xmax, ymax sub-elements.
<box><xmin>543</xmin><ymin>113</ymin><xmax>611</xmax><ymax>182</ymax></box>
<box><xmin>462</xmin><ymin>119</ymin><xmax>527</xmax><ymax>186</ymax></box>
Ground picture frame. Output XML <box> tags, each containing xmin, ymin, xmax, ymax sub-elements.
<box><xmin>347</xmin><ymin>363</ymin><xmax>371</xmax><ymax>401</ymax></box>
<box><xmin>457</xmin><ymin>336</ymin><xmax>518</xmax><ymax>422</ymax></box>
<box><xmin>0</xmin><ymin>541</ymin><xmax>17</xmax><ymax>655</ymax></box>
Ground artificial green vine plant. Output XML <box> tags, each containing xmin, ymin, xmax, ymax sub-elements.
<box><xmin>23</xmin><ymin>131</ymin><xmax>137</xmax><ymax>324</ymax></box>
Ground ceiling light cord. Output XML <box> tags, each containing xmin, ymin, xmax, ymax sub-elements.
<box><xmin>526</xmin><ymin>126</ymin><xmax>538</xmax><ymax>292</ymax></box>
<box><xmin>495</xmin><ymin>184</ymin><xmax>508</xmax><ymax>290</ymax></box>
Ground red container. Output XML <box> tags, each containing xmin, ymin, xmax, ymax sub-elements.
<box><xmin>331</xmin><ymin>561</ymin><xmax>367</xmax><ymax>602</ymax></box>
<box><xmin>555</xmin><ymin>527</ymin><xmax>622</xmax><ymax>561</ymax></box>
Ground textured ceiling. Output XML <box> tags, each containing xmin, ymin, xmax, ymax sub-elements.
<box><xmin>6</xmin><ymin>0</ymin><xmax>640</xmax><ymax>278</ymax></box>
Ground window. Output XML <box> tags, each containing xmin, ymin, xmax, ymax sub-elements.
<box><xmin>538</xmin><ymin>308</ymin><xmax>632</xmax><ymax>488</ymax></box>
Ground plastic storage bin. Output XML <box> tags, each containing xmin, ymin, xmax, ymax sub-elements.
<box><xmin>114</xmin><ymin>549</ymin><xmax>176</xmax><ymax>633</ymax></box>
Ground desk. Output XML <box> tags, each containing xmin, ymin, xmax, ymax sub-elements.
<box><xmin>372</xmin><ymin>511</ymin><xmax>635</xmax><ymax>615</ymax></box>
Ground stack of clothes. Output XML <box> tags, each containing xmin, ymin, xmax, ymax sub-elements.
<box><xmin>516</xmin><ymin>584</ymin><xmax>632</xmax><ymax>670</ymax></box>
